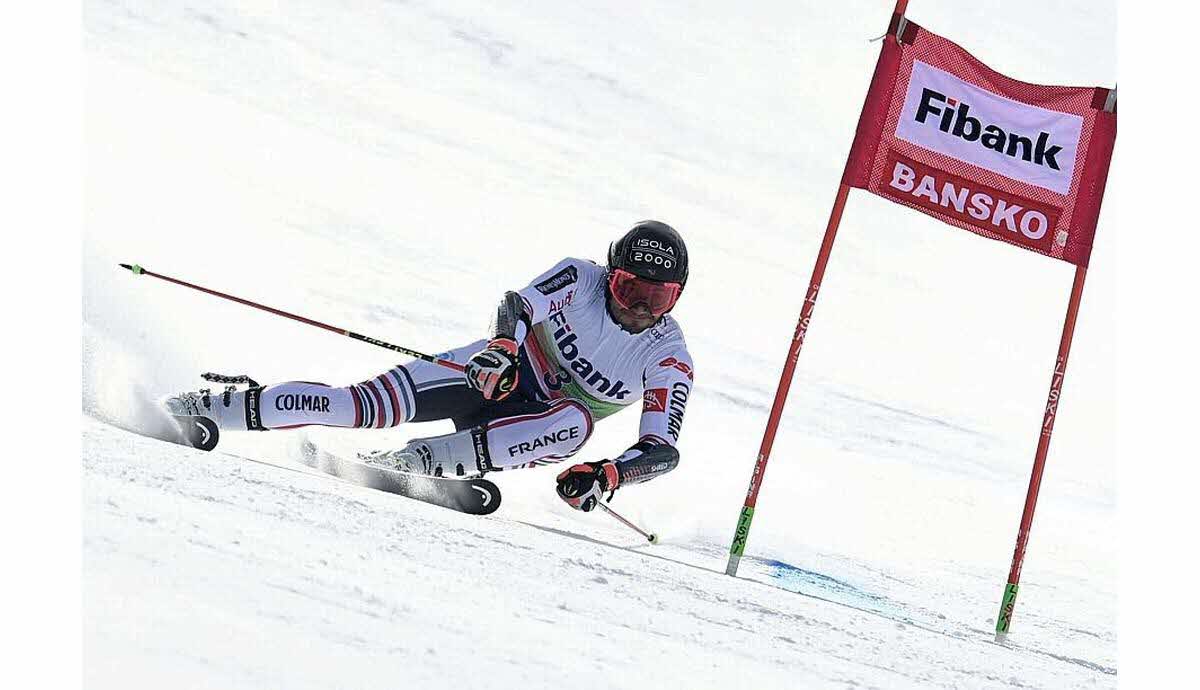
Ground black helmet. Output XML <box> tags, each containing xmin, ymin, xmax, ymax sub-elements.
<box><xmin>607</xmin><ymin>220</ymin><xmax>689</xmax><ymax>287</ymax></box>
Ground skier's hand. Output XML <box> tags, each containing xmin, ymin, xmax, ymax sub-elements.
<box><xmin>555</xmin><ymin>460</ymin><xmax>620</xmax><ymax>512</ymax></box>
<box><xmin>464</xmin><ymin>338</ymin><xmax>520</xmax><ymax>400</ymax></box>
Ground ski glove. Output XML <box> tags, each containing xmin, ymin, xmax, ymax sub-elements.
<box><xmin>555</xmin><ymin>460</ymin><xmax>620</xmax><ymax>512</ymax></box>
<box><xmin>464</xmin><ymin>338</ymin><xmax>520</xmax><ymax>401</ymax></box>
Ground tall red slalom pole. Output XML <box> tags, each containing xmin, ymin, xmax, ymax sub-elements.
<box><xmin>994</xmin><ymin>264</ymin><xmax>1088</xmax><ymax>640</ymax></box>
<box><xmin>723</xmin><ymin>0</ymin><xmax>910</xmax><ymax>579</ymax></box>
<box><xmin>724</xmin><ymin>183</ymin><xmax>851</xmax><ymax>577</ymax></box>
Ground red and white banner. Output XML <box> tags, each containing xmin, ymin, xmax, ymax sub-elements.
<box><xmin>842</xmin><ymin>17</ymin><xmax>1116</xmax><ymax>266</ymax></box>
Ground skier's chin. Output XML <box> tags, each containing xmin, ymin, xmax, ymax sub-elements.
<box><xmin>610</xmin><ymin>301</ymin><xmax>658</xmax><ymax>333</ymax></box>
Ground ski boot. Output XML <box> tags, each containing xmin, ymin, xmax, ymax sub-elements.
<box><xmin>361</xmin><ymin>427</ymin><xmax>493</xmax><ymax>478</ymax></box>
<box><xmin>162</xmin><ymin>373</ymin><xmax>261</xmax><ymax>451</ymax></box>
<box><xmin>163</xmin><ymin>391</ymin><xmax>222</xmax><ymax>451</ymax></box>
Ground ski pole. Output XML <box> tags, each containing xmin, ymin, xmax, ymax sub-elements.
<box><xmin>118</xmin><ymin>263</ymin><xmax>465</xmax><ymax>372</ymax></box>
<box><xmin>596</xmin><ymin>502</ymin><xmax>658</xmax><ymax>544</ymax></box>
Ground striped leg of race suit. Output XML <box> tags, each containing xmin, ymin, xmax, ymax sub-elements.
<box><xmin>246</xmin><ymin>340</ymin><xmax>594</xmax><ymax>466</ymax></box>
<box><xmin>253</xmin><ymin>340</ymin><xmax>487</xmax><ymax>430</ymax></box>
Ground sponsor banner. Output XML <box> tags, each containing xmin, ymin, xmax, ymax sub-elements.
<box><xmin>507</xmin><ymin>425</ymin><xmax>581</xmax><ymax>458</ymax></box>
<box><xmin>841</xmin><ymin>18</ymin><xmax>1116</xmax><ymax>267</ymax></box>
<box><xmin>881</xmin><ymin>150</ymin><xmax>1061</xmax><ymax>255</ymax></box>
<box><xmin>274</xmin><ymin>393</ymin><xmax>333</xmax><ymax>413</ymax></box>
<box><xmin>548</xmin><ymin>290</ymin><xmax>575</xmax><ymax>313</ymax></box>
<box><xmin>657</xmin><ymin>356</ymin><xmax>695</xmax><ymax>381</ymax></box>
<box><xmin>896</xmin><ymin>61</ymin><xmax>1083</xmax><ymax>195</ymax></box>
<box><xmin>244</xmin><ymin>387</ymin><xmax>264</xmax><ymax>431</ymax></box>
<box><xmin>529</xmin><ymin>323</ymin><xmax>629</xmax><ymax>420</ymax></box>
<box><xmin>666</xmin><ymin>381</ymin><xmax>689</xmax><ymax>441</ymax></box>
<box><xmin>628</xmin><ymin>238</ymin><xmax>681</xmax><ymax>271</ymax></box>
<box><xmin>534</xmin><ymin>265</ymin><xmax>578</xmax><ymax>295</ymax></box>
<box><xmin>642</xmin><ymin>388</ymin><xmax>667</xmax><ymax>413</ymax></box>
<box><xmin>544</xmin><ymin>311</ymin><xmax>632</xmax><ymax>402</ymax></box>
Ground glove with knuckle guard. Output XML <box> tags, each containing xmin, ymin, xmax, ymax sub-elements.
<box><xmin>464</xmin><ymin>337</ymin><xmax>520</xmax><ymax>400</ymax></box>
<box><xmin>555</xmin><ymin>460</ymin><xmax>620</xmax><ymax>512</ymax></box>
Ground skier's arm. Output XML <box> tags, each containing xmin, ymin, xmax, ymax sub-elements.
<box><xmin>554</xmin><ymin>348</ymin><xmax>693</xmax><ymax>510</ymax></box>
<box><xmin>500</xmin><ymin>258</ymin><xmax>599</xmax><ymax>344</ymax></box>
<box><xmin>610</xmin><ymin>441</ymin><xmax>679</xmax><ymax>486</ymax></box>
<box><xmin>616</xmin><ymin>350</ymin><xmax>695</xmax><ymax>484</ymax></box>
<box><xmin>466</xmin><ymin>293</ymin><xmax>529</xmax><ymax>401</ymax></box>
<box><xmin>554</xmin><ymin>428</ymin><xmax>684</xmax><ymax>512</ymax></box>
<box><xmin>469</xmin><ymin>259</ymin><xmax>597</xmax><ymax>400</ymax></box>
<box><xmin>555</xmin><ymin>442</ymin><xmax>679</xmax><ymax>511</ymax></box>
<box><xmin>490</xmin><ymin>290</ymin><xmax>532</xmax><ymax>343</ymax></box>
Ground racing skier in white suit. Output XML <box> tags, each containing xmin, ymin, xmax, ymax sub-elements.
<box><xmin>167</xmin><ymin>220</ymin><xmax>694</xmax><ymax>511</ymax></box>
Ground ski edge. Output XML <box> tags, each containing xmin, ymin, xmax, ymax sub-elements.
<box><xmin>297</xmin><ymin>440</ymin><xmax>502</xmax><ymax>515</ymax></box>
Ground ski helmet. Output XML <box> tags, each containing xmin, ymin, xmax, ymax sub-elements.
<box><xmin>606</xmin><ymin>220</ymin><xmax>688</xmax><ymax>317</ymax></box>
<box><xmin>607</xmin><ymin>220</ymin><xmax>689</xmax><ymax>287</ymax></box>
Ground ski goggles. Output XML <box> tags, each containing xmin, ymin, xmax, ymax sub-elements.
<box><xmin>607</xmin><ymin>268</ymin><xmax>682</xmax><ymax>317</ymax></box>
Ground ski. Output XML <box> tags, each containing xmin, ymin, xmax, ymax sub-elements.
<box><xmin>296</xmin><ymin>440</ymin><xmax>502</xmax><ymax>515</ymax></box>
<box><xmin>169</xmin><ymin>414</ymin><xmax>221</xmax><ymax>452</ymax></box>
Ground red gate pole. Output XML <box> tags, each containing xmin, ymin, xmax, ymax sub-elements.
<box><xmin>724</xmin><ymin>0</ymin><xmax>911</xmax><ymax>579</ymax></box>
<box><xmin>724</xmin><ymin>183</ymin><xmax>851</xmax><ymax>577</ymax></box>
<box><xmin>994</xmin><ymin>264</ymin><xmax>1089</xmax><ymax>640</ymax></box>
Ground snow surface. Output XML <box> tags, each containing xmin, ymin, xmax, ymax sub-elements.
<box><xmin>84</xmin><ymin>1</ymin><xmax>1116</xmax><ymax>687</ymax></box>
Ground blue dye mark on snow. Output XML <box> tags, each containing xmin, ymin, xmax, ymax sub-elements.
<box><xmin>752</xmin><ymin>558</ymin><xmax>900</xmax><ymax>617</ymax></box>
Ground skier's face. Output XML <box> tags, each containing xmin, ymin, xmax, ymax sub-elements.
<box><xmin>607</xmin><ymin>293</ymin><xmax>659</xmax><ymax>333</ymax></box>
<box><xmin>605</xmin><ymin>268</ymin><xmax>681</xmax><ymax>333</ymax></box>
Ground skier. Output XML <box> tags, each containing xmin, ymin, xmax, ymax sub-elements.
<box><xmin>166</xmin><ymin>220</ymin><xmax>695</xmax><ymax>512</ymax></box>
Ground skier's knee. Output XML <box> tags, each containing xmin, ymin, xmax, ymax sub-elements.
<box><xmin>343</xmin><ymin>370</ymin><xmax>417</xmax><ymax>429</ymax></box>
<box><xmin>486</xmin><ymin>399</ymin><xmax>593</xmax><ymax>469</ymax></box>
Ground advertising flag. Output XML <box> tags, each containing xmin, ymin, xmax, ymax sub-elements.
<box><xmin>842</xmin><ymin>17</ymin><xmax>1116</xmax><ymax>265</ymax></box>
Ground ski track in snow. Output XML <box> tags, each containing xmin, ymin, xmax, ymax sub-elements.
<box><xmin>84</xmin><ymin>1</ymin><xmax>1116</xmax><ymax>687</ymax></box>
<box><xmin>85</xmin><ymin>419</ymin><xmax>1112</xmax><ymax>689</ymax></box>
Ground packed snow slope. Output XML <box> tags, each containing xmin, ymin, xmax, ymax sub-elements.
<box><xmin>84</xmin><ymin>1</ymin><xmax>1117</xmax><ymax>688</ymax></box>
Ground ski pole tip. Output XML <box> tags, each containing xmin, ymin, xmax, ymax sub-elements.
<box><xmin>119</xmin><ymin>263</ymin><xmax>144</xmax><ymax>275</ymax></box>
<box><xmin>648</xmin><ymin>533</ymin><xmax>659</xmax><ymax>544</ymax></box>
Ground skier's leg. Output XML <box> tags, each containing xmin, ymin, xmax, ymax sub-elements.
<box><xmin>483</xmin><ymin>399</ymin><xmax>595</xmax><ymax>470</ymax></box>
<box><xmin>166</xmin><ymin>341</ymin><xmax>490</xmax><ymax>432</ymax></box>
<box><xmin>375</xmin><ymin>398</ymin><xmax>594</xmax><ymax>477</ymax></box>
